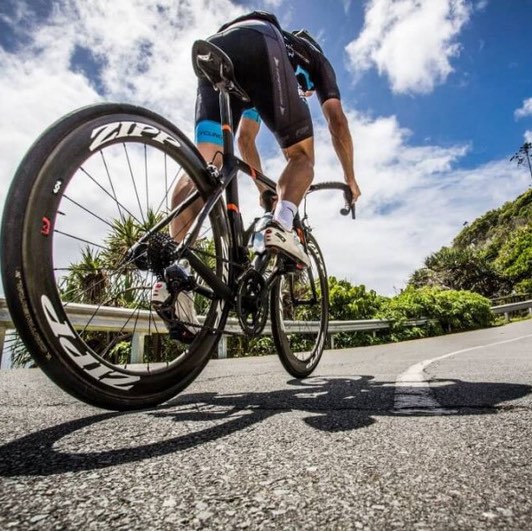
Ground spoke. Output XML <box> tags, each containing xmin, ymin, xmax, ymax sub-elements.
<box><xmin>58</xmin><ymin>254</ymin><xmax>145</xmax><ymax>308</ymax></box>
<box><xmin>80</xmin><ymin>165</ymin><xmax>141</xmax><ymax>225</ymax></box>
<box><xmin>55</xmin><ymin>266</ymin><xmax>137</xmax><ymax>273</ymax></box>
<box><xmin>75</xmin><ymin>279</ymin><xmax>149</xmax><ymax>336</ymax></box>
<box><xmin>99</xmin><ymin>150</ymin><xmax>125</xmax><ymax>224</ymax></box>
<box><xmin>164</xmin><ymin>153</ymin><xmax>168</xmax><ymax>213</ymax></box>
<box><xmin>154</xmin><ymin>167</ymin><xmax>181</xmax><ymax>217</ymax></box>
<box><xmin>123</xmin><ymin>143</ymin><xmax>146</xmax><ymax>225</ymax></box>
<box><xmin>54</xmin><ymin>229</ymin><xmax>107</xmax><ymax>250</ymax></box>
<box><xmin>145</xmin><ymin>144</ymin><xmax>149</xmax><ymax>214</ymax></box>
<box><xmin>62</xmin><ymin>195</ymin><xmax>116</xmax><ymax>231</ymax></box>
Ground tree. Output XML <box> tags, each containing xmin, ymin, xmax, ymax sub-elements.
<box><xmin>409</xmin><ymin>247</ymin><xmax>509</xmax><ymax>298</ymax></box>
<box><xmin>510</xmin><ymin>141</ymin><xmax>532</xmax><ymax>184</ymax></box>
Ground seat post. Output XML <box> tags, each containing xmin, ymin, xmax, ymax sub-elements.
<box><xmin>218</xmin><ymin>89</ymin><xmax>234</xmax><ymax>157</ymax></box>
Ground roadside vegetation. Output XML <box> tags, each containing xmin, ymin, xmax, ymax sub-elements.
<box><xmin>8</xmin><ymin>190</ymin><xmax>531</xmax><ymax>364</ymax></box>
<box><xmin>232</xmin><ymin>189</ymin><xmax>532</xmax><ymax>356</ymax></box>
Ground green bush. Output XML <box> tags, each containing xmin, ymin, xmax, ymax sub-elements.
<box><xmin>378</xmin><ymin>286</ymin><xmax>493</xmax><ymax>334</ymax></box>
<box><xmin>494</xmin><ymin>224</ymin><xmax>532</xmax><ymax>282</ymax></box>
<box><xmin>328</xmin><ymin>277</ymin><xmax>386</xmax><ymax>320</ymax></box>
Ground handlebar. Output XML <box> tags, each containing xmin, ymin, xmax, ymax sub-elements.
<box><xmin>308</xmin><ymin>182</ymin><xmax>356</xmax><ymax>219</ymax></box>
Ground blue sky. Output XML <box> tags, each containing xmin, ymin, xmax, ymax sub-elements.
<box><xmin>0</xmin><ymin>0</ymin><xmax>531</xmax><ymax>295</ymax></box>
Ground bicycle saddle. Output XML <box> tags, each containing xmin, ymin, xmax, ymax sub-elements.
<box><xmin>192</xmin><ymin>40</ymin><xmax>250</xmax><ymax>102</ymax></box>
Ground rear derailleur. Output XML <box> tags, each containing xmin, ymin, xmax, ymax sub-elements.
<box><xmin>130</xmin><ymin>233</ymin><xmax>198</xmax><ymax>344</ymax></box>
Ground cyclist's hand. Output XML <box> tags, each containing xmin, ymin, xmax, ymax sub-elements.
<box><xmin>348</xmin><ymin>180</ymin><xmax>361</xmax><ymax>204</ymax></box>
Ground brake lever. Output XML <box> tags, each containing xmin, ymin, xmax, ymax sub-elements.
<box><xmin>340</xmin><ymin>187</ymin><xmax>356</xmax><ymax>219</ymax></box>
<box><xmin>340</xmin><ymin>203</ymin><xmax>356</xmax><ymax>219</ymax></box>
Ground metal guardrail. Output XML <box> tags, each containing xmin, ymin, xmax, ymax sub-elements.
<box><xmin>491</xmin><ymin>292</ymin><xmax>532</xmax><ymax>305</ymax></box>
<box><xmin>1</xmin><ymin>298</ymin><xmax>531</xmax><ymax>368</ymax></box>
<box><xmin>491</xmin><ymin>300</ymin><xmax>532</xmax><ymax>321</ymax></box>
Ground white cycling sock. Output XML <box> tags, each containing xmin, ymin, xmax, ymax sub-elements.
<box><xmin>273</xmin><ymin>200</ymin><xmax>297</xmax><ymax>231</ymax></box>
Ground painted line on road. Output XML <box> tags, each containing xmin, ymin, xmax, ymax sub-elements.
<box><xmin>393</xmin><ymin>333</ymin><xmax>532</xmax><ymax>415</ymax></box>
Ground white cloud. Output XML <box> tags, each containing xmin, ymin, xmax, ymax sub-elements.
<box><xmin>261</xmin><ymin>0</ymin><xmax>285</xmax><ymax>7</ymax></box>
<box><xmin>515</xmin><ymin>97</ymin><xmax>532</xmax><ymax>119</ymax></box>
<box><xmin>0</xmin><ymin>0</ymin><xmax>528</xmax><ymax>298</ymax></box>
<box><xmin>0</xmin><ymin>0</ymin><xmax>243</xmax><ymax>222</ymax></box>
<box><xmin>346</xmin><ymin>0</ymin><xmax>471</xmax><ymax>94</ymax></box>
<box><xmin>261</xmin><ymin>111</ymin><xmax>528</xmax><ymax>294</ymax></box>
<box><xmin>525</xmin><ymin>131</ymin><xmax>532</xmax><ymax>143</ymax></box>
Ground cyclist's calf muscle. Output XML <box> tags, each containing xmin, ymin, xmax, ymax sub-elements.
<box><xmin>277</xmin><ymin>136</ymin><xmax>315</xmax><ymax>207</ymax></box>
<box><xmin>170</xmin><ymin>142</ymin><xmax>225</xmax><ymax>241</ymax></box>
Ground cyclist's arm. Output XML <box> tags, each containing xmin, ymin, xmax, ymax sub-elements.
<box><xmin>321</xmin><ymin>98</ymin><xmax>361</xmax><ymax>202</ymax></box>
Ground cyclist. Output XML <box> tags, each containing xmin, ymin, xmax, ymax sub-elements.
<box><xmin>237</xmin><ymin>107</ymin><xmax>263</xmax><ymax>173</ymax></box>
<box><xmin>173</xmin><ymin>11</ymin><xmax>361</xmax><ymax>267</ymax></box>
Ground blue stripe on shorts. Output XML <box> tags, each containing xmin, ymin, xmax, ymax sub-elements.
<box><xmin>241</xmin><ymin>108</ymin><xmax>261</xmax><ymax>124</ymax></box>
<box><xmin>195</xmin><ymin>120</ymin><xmax>223</xmax><ymax>146</ymax></box>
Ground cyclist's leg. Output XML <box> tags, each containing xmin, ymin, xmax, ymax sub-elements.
<box><xmin>237</xmin><ymin>110</ymin><xmax>263</xmax><ymax>172</ymax></box>
<box><xmin>232</xmin><ymin>24</ymin><xmax>314</xmax><ymax>229</ymax></box>
<box><xmin>170</xmin><ymin>78</ymin><xmax>243</xmax><ymax>240</ymax></box>
<box><xmin>232</xmin><ymin>25</ymin><xmax>314</xmax><ymax>263</ymax></box>
<box><xmin>277</xmin><ymin>137</ymin><xmax>315</xmax><ymax>217</ymax></box>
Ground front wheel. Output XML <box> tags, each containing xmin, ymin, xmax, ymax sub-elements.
<box><xmin>270</xmin><ymin>233</ymin><xmax>329</xmax><ymax>377</ymax></box>
<box><xmin>1</xmin><ymin>103</ymin><xmax>231</xmax><ymax>410</ymax></box>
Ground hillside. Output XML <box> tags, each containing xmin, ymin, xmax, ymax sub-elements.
<box><xmin>409</xmin><ymin>189</ymin><xmax>532</xmax><ymax>298</ymax></box>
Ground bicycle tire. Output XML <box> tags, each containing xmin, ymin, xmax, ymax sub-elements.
<box><xmin>270</xmin><ymin>233</ymin><xmax>329</xmax><ymax>377</ymax></box>
<box><xmin>1</xmin><ymin>103</ymin><xmax>231</xmax><ymax>410</ymax></box>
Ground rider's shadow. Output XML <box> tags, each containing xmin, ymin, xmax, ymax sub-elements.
<box><xmin>160</xmin><ymin>376</ymin><xmax>390</xmax><ymax>432</ymax></box>
<box><xmin>0</xmin><ymin>375</ymin><xmax>530</xmax><ymax>477</ymax></box>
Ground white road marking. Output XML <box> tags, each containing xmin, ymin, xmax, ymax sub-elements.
<box><xmin>393</xmin><ymin>333</ymin><xmax>532</xmax><ymax>415</ymax></box>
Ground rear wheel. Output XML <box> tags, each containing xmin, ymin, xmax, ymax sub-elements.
<box><xmin>1</xmin><ymin>103</ymin><xmax>231</xmax><ymax>410</ymax></box>
<box><xmin>270</xmin><ymin>233</ymin><xmax>329</xmax><ymax>377</ymax></box>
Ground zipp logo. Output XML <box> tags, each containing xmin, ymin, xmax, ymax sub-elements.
<box><xmin>41</xmin><ymin>295</ymin><xmax>140</xmax><ymax>390</ymax></box>
<box><xmin>90</xmin><ymin>121</ymin><xmax>181</xmax><ymax>151</ymax></box>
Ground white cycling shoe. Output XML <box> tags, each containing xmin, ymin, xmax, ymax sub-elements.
<box><xmin>264</xmin><ymin>222</ymin><xmax>310</xmax><ymax>268</ymax></box>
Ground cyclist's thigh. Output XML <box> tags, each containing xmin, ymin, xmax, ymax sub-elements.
<box><xmin>208</xmin><ymin>23</ymin><xmax>313</xmax><ymax>150</ymax></box>
<box><xmin>241</xmin><ymin>26</ymin><xmax>313</xmax><ymax>149</ymax></box>
<box><xmin>195</xmin><ymin>78</ymin><xmax>244</xmax><ymax>147</ymax></box>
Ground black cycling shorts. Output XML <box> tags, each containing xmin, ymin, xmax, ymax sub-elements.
<box><xmin>195</xmin><ymin>20</ymin><xmax>313</xmax><ymax>149</ymax></box>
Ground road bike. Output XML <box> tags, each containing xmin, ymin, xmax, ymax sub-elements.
<box><xmin>1</xmin><ymin>39</ymin><xmax>354</xmax><ymax>410</ymax></box>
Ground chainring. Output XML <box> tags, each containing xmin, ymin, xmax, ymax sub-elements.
<box><xmin>236</xmin><ymin>268</ymin><xmax>268</xmax><ymax>336</ymax></box>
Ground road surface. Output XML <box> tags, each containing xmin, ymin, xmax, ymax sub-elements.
<box><xmin>1</xmin><ymin>320</ymin><xmax>531</xmax><ymax>529</ymax></box>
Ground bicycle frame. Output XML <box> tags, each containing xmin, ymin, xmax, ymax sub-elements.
<box><xmin>137</xmin><ymin>86</ymin><xmax>353</xmax><ymax>305</ymax></box>
<box><xmin>171</xmin><ymin>89</ymin><xmax>279</xmax><ymax>301</ymax></box>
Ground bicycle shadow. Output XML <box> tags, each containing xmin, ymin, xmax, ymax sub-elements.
<box><xmin>0</xmin><ymin>375</ymin><xmax>530</xmax><ymax>477</ymax></box>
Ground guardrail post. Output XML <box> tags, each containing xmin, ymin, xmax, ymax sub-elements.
<box><xmin>0</xmin><ymin>326</ymin><xmax>5</xmax><ymax>368</ymax></box>
<box><xmin>131</xmin><ymin>333</ymin><xmax>145</xmax><ymax>364</ymax></box>
<box><xmin>330</xmin><ymin>334</ymin><xmax>335</xmax><ymax>350</ymax></box>
<box><xmin>217</xmin><ymin>335</ymin><xmax>227</xmax><ymax>359</ymax></box>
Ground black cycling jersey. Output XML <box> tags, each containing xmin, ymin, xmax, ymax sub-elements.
<box><xmin>195</xmin><ymin>13</ymin><xmax>340</xmax><ymax>149</ymax></box>
<box><xmin>282</xmin><ymin>31</ymin><xmax>341</xmax><ymax>104</ymax></box>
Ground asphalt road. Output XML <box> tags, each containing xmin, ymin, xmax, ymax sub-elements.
<box><xmin>1</xmin><ymin>320</ymin><xmax>531</xmax><ymax>530</ymax></box>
